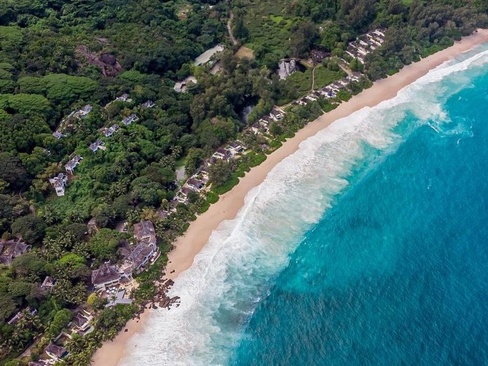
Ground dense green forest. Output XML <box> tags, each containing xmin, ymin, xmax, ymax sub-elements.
<box><xmin>0</xmin><ymin>0</ymin><xmax>487</xmax><ymax>364</ymax></box>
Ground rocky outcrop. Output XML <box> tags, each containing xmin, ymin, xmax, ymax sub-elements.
<box><xmin>149</xmin><ymin>279</ymin><xmax>181</xmax><ymax>310</ymax></box>
<box><xmin>278</xmin><ymin>59</ymin><xmax>298</xmax><ymax>80</ymax></box>
<box><xmin>75</xmin><ymin>45</ymin><xmax>122</xmax><ymax>77</ymax></box>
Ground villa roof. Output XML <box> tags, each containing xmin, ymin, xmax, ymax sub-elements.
<box><xmin>41</xmin><ymin>276</ymin><xmax>56</xmax><ymax>289</ymax></box>
<box><xmin>133</xmin><ymin>220</ymin><xmax>156</xmax><ymax>244</ymax></box>
<box><xmin>53</xmin><ymin>131</ymin><xmax>64</xmax><ymax>139</ymax></box>
<box><xmin>80</xmin><ymin>105</ymin><xmax>92</xmax><ymax>113</ymax></box>
<box><xmin>72</xmin><ymin>313</ymin><xmax>90</xmax><ymax>328</ymax></box>
<box><xmin>49</xmin><ymin>173</ymin><xmax>67</xmax><ymax>187</ymax></box>
<box><xmin>91</xmin><ymin>263</ymin><xmax>120</xmax><ymax>286</ymax></box>
<box><xmin>29</xmin><ymin>361</ymin><xmax>49</xmax><ymax>366</ymax></box>
<box><xmin>142</xmin><ymin>100</ymin><xmax>155</xmax><ymax>108</ymax></box>
<box><xmin>186</xmin><ymin>179</ymin><xmax>205</xmax><ymax>192</ymax></box>
<box><xmin>46</xmin><ymin>343</ymin><xmax>67</xmax><ymax>359</ymax></box>
<box><xmin>128</xmin><ymin>242</ymin><xmax>156</xmax><ymax>270</ymax></box>
<box><xmin>181</xmin><ymin>187</ymin><xmax>191</xmax><ymax>196</ymax></box>
<box><xmin>194</xmin><ymin>45</ymin><xmax>224</xmax><ymax>66</ymax></box>
<box><xmin>0</xmin><ymin>239</ymin><xmax>31</xmax><ymax>265</ymax></box>
<box><xmin>123</xmin><ymin>114</ymin><xmax>139</xmax><ymax>125</ymax></box>
<box><xmin>89</xmin><ymin>139</ymin><xmax>105</xmax><ymax>152</ymax></box>
<box><xmin>229</xmin><ymin>141</ymin><xmax>242</xmax><ymax>149</ymax></box>
<box><xmin>116</xmin><ymin>93</ymin><xmax>131</xmax><ymax>102</ymax></box>
<box><xmin>65</xmin><ymin>155</ymin><xmax>83</xmax><ymax>172</ymax></box>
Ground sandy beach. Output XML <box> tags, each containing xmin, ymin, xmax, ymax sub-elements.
<box><xmin>91</xmin><ymin>29</ymin><xmax>488</xmax><ymax>366</ymax></box>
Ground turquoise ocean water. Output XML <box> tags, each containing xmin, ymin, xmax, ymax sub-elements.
<box><xmin>121</xmin><ymin>44</ymin><xmax>488</xmax><ymax>366</ymax></box>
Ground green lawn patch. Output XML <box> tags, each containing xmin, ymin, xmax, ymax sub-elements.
<box><xmin>313</xmin><ymin>67</ymin><xmax>346</xmax><ymax>89</ymax></box>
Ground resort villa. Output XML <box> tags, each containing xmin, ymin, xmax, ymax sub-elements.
<box><xmin>0</xmin><ymin>239</ymin><xmax>31</xmax><ymax>266</ymax></box>
<box><xmin>91</xmin><ymin>220</ymin><xmax>159</xmax><ymax>289</ymax></box>
<box><xmin>91</xmin><ymin>263</ymin><xmax>125</xmax><ymax>290</ymax></box>
<box><xmin>122</xmin><ymin>114</ymin><xmax>139</xmax><ymax>126</ymax></box>
<box><xmin>45</xmin><ymin>343</ymin><xmax>68</xmax><ymax>361</ymax></box>
<box><xmin>89</xmin><ymin>139</ymin><xmax>106</xmax><ymax>152</ymax></box>
<box><xmin>49</xmin><ymin>173</ymin><xmax>68</xmax><ymax>196</ymax></box>
<box><xmin>65</xmin><ymin>155</ymin><xmax>83</xmax><ymax>175</ymax></box>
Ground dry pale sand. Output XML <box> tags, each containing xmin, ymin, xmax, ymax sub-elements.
<box><xmin>91</xmin><ymin>308</ymin><xmax>150</xmax><ymax>365</ymax></box>
<box><xmin>91</xmin><ymin>29</ymin><xmax>488</xmax><ymax>366</ymax></box>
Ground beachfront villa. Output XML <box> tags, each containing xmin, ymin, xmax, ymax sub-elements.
<box><xmin>106</xmin><ymin>289</ymin><xmax>133</xmax><ymax>307</ymax></box>
<box><xmin>45</xmin><ymin>343</ymin><xmax>68</xmax><ymax>361</ymax></box>
<box><xmin>91</xmin><ymin>221</ymin><xmax>159</xmax><ymax>290</ymax></box>
<box><xmin>133</xmin><ymin>220</ymin><xmax>157</xmax><ymax>245</ymax></box>
<box><xmin>70</xmin><ymin>311</ymin><xmax>94</xmax><ymax>334</ymax></box>
<box><xmin>91</xmin><ymin>263</ymin><xmax>124</xmax><ymax>290</ymax></box>
<box><xmin>128</xmin><ymin>241</ymin><xmax>158</xmax><ymax>273</ymax></box>
<box><xmin>346</xmin><ymin>28</ymin><xmax>386</xmax><ymax>64</ymax></box>
<box><xmin>129</xmin><ymin>220</ymin><xmax>159</xmax><ymax>273</ymax></box>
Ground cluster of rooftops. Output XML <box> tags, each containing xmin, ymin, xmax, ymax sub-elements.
<box><xmin>250</xmin><ymin>106</ymin><xmax>286</xmax><ymax>135</ymax></box>
<box><xmin>22</xmin><ymin>309</ymin><xmax>94</xmax><ymax>365</ymax></box>
<box><xmin>7</xmin><ymin>221</ymin><xmax>160</xmax><ymax>365</ymax></box>
<box><xmin>91</xmin><ymin>220</ymin><xmax>159</xmax><ymax>291</ymax></box>
<box><xmin>294</xmin><ymin>73</ymin><xmax>363</xmax><ymax>107</ymax></box>
<box><xmin>281</xmin><ymin>30</ymin><xmax>387</xmax><ymax>109</ymax></box>
<box><xmin>49</xmin><ymin>96</ymin><xmax>155</xmax><ymax>196</ymax></box>
<box><xmin>171</xmin><ymin>139</ymin><xmax>248</xmax><ymax>206</ymax></box>
<box><xmin>346</xmin><ymin>29</ymin><xmax>386</xmax><ymax>64</ymax></box>
<box><xmin>52</xmin><ymin>104</ymin><xmax>93</xmax><ymax>139</ymax></box>
<box><xmin>0</xmin><ymin>238</ymin><xmax>30</xmax><ymax>266</ymax></box>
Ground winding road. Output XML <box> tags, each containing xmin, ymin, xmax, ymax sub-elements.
<box><xmin>227</xmin><ymin>10</ymin><xmax>238</xmax><ymax>46</ymax></box>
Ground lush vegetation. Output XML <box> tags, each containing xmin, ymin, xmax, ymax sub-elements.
<box><xmin>0</xmin><ymin>0</ymin><xmax>487</xmax><ymax>364</ymax></box>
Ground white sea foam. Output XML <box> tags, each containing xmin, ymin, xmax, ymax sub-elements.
<box><xmin>120</xmin><ymin>46</ymin><xmax>488</xmax><ymax>366</ymax></box>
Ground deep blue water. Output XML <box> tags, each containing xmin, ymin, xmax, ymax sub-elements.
<box><xmin>230</xmin><ymin>69</ymin><xmax>488</xmax><ymax>364</ymax></box>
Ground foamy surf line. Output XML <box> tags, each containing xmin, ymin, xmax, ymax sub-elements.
<box><xmin>115</xmin><ymin>44</ymin><xmax>488</xmax><ymax>366</ymax></box>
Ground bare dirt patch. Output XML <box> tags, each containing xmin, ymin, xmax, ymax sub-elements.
<box><xmin>235</xmin><ymin>46</ymin><xmax>255</xmax><ymax>59</ymax></box>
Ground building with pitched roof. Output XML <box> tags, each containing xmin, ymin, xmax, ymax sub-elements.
<box><xmin>74</xmin><ymin>105</ymin><xmax>92</xmax><ymax>118</ymax></box>
<box><xmin>52</xmin><ymin>131</ymin><xmax>65</xmax><ymax>139</ymax></box>
<box><xmin>102</xmin><ymin>123</ymin><xmax>120</xmax><ymax>137</ymax></box>
<box><xmin>65</xmin><ymin>155</ymin><xmax>83</xmax><ymax>175</ymax></box>
<box><xmin>142</xmin><ymin>100</ymin><xmax>155</xmax><ymax>109</ymax></box>
<box><xmin>128</xmin><ymin>242</ymin><xmax>157</xmax><ymax>273</ymax></box>
<box><xmin>41</xmin><ymin>276</ymin><xmax>56</xmax><ymax>292</ymax></box>
<box><xmin>49</xmin><ymin>173</ymin><xmax>68</xmax><ymax>196</ymax></box>
<box><xmin>89</xmin><ymin>139</ymin><xmax>106</xmax><ymax>152</ymax></box>
<box><xmin>71</xmin><ymin>312</ymin><xmax>93</xmax><ymax>333</ymax></box>
<box><xmin>45</xmin><ymin>343</ymin><xmax>68</xmax><ymax>361</ymax></box>
<box><xmin>0</xmin><ymin>239</ymin><xmax>31</xmax><ymax>266</ymax></box>
<box><xmin>122</xmin><ymin>114</ymin><xmax>139</xmax><ymax>126</ymax></box>
<box><xmin>133</xmin><ymin>220</ymin><xmax>157</xmax><ymax>245</ymax></box>
<box><xmin>91</xmin><ymin>263</ymin><xmax>121</xmax><ymax>290</ymax></box>
<box><xmin>128</xmin><ymin>221</ymin><xmax>158</xmax><ymax>273</ymax></box>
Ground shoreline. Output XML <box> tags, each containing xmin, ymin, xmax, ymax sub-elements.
<box><xmin>91</xmin><ymin>29</ymin><xmax>488</xmax><ymax>366</ymax></box>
